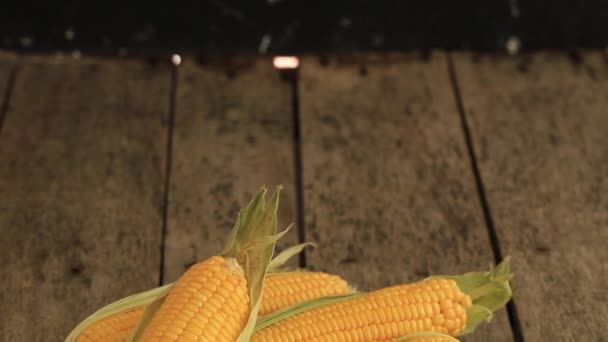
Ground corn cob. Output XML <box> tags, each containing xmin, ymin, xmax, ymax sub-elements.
<box><xmin>139</xmin><ymin>256</ymin><xmax>248</xmax><ymax>341</ymax></box>
<box><xmin>76</xmin><ymin>271</ymin><xmax>350</xmax><ymax>342</ymax></box>
<box><xmin>253</xmin><ymin>258</ymin><xmax>512</xmax><ymax>341</ymax></box>
<box><xmin>252</xmin><ymin>278</ymin><xmax>470</xmax><ymax>341</ymax></box>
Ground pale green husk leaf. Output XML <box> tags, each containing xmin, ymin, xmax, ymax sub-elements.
<box><xmin>236</xmin><ymin>186</ymin><xmax>284</xmax><ymax>342</ymax></box>
<box><xmin>127</xmin><ymin>285</ymin><xmax>171</xmax><ymax>341</ymax></box>
<box><xmin>223</xmin><ymin>188</ymin><xmax>267</xmax><ymax>256</ymax></box>
<box><xmin>254</xmin><ymin>293</ymin><xmax>362</xmax><ymax>332</ymax></box>
<box><xmin>242</xmin><ymin>225</ymin><xmax>291</xmax><ymax>253</ymax></box>
<box><xmin>267</xmin><ymin>242</ymin><xmax>315</xmax><ymax>271</ymax></box>
<box><xmin>64</xmin><ymin>284</ymin><xmax>171</xmax><ymax>341</ymax></box>
<box><xmin>460</xmin><ymin>305</ymin><xmax>493</xmax><ymax>335</ymax></box>
<box><xmin>392</xmin><ymin>331</ymin><xmax>459</xmax><ymax>341</ymax></box>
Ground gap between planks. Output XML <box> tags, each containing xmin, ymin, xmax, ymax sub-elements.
<box><xmin>159</xmin><ymin>64</ymin><xmax>179</xmax><ymax>286</ymax></box>
<box><xmin>447</xmin><ymin>53</ymin><xmax>525</xmax><ymax>342</ymax></box>
<box><xmin>0</xmin><ymin>57</ymin><xmax>17</xmax><ymax>137</ymax></box>
<box><xmin>283</xmin><ymin>67</ymin><xmax>308</xmax><ymax>268</ymax></box>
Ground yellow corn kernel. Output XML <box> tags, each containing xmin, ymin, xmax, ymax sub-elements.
<box><xmin>252</xmin><ymin>278</ymin><xmax>472</xmax><ymax>341</ymax></box>
<box><xmin>140</xmin><ymin>256</ymin><xmax>249</xmax><ymax>342</ymax></box>
<box><xmin>76</xmin><ymin>271</ymin><xmax>350</xmax><ymax>341</ymax></box>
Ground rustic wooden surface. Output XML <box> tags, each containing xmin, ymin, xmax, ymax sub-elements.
<box><xmin>0</xmin><ymin>55</ymin><xmax>170</xmax><ymax>341</ymax></box>
<box><xmin>454</xmin><ymin>51</ymin><xmax>608</xmax><ymax>341</ymax></box>
<box><xmin>299</xmin><ymin>53</ymin><xmax>513</xmax><ymax>341</ymax></box>
<box><xmin>163</xmin><ymin>58</ymin><xmax>299</xmax><ymax>283</ymax></box>
<box><xmin>1</xmin><ymin>50</ymin><xmax>606</xmax><ymax>341</ymax></box>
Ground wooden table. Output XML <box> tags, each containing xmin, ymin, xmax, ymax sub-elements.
<box><xmin>0</xmin><ymin>51</ymin><xmax>606</xmax><ymax>341</ymax></box>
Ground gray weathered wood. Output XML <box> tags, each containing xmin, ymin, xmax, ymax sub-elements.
<box><xmin>164</xmin><ymin>58</ymin><xmax>298</xmax><ymax>283</ymax></box>
<box><xmin>300</xmin><ymin>53</ymin><xmax>513</xmax><ymax>341</ymax></box>
<box><xmin>454</xmin><ymin>51</ymin><xmax>608</xmax><ymax>341</ymax></box>
<box><xmin>0</xmin><ymin>55</ymin><xmax>169</xmax><ymax>341</ymax></box>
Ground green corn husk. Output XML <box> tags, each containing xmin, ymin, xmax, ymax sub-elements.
<box><xmin>231</xmin><ymin>186</ymin><xmax>285</xmax><ymax>342</ymax></box>
<box><xmin>255</xmin><ymin>293</ymin><xmax>362</xmax><ymax>332</ymax></box>
<box><xmin>66</xmin><ymin>186</ymin><xmax>290</xmax><ymax>342</ymax></box>
<box><xmin>64</xmin><ymin>284</ymin><xmax>172</xmax><ymax>341</ymax></box>
<box><xmin>267</xmin><ymin>242</ymin><xmax>315</xmax><ymax>272</ymax></box>
<box><xmin>392</xmin><ymin>331</ymin><xmax>460</xmax><ymax>341</ymax></box>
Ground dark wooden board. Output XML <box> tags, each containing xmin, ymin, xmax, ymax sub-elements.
<box><xmin>453</xmin><ymin>51</ymin><xmax>608</xmax><ymax>341</ymax></box>
<box><xmin>299</xmin><ymin>53</ymin><xmax>514</xmax><ymax>341</ymax></box>
<box><xmin>163</xmin><ymin>58</ymin><xmax>299</xmax><ymax>283</ymax></box>
<box><xmin>0</xmin><ymin>55</ymin><xmax>170</xmax><ymax>340</ymax></box>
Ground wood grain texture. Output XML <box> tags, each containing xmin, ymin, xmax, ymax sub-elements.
<box><xmin>164</xmin><ymin>58</ymin><xmax>298</xmax><ymax>283</ymax></box>
<box><xmin>0</xmin><ymin>55</ymin><xmax>169</xmax><ymax>341</ymax></box>
<box><xmin>299</xmin><ymin>53</ymin><xmax>513</xmax><ymax>341</ymax></box>
<box><xmin>454</xmin><ymin>51</ymin><xmax>608</xmax><ymax>341</ymax></box>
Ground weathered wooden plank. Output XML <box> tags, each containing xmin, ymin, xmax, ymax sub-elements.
<box><xmin>164</xmin><ymin>58</ymin><xmax>298</xmax><ymax>283</ymax></box>
<box><xmin>0</xmin><ymin>55</ymin><xmax>169</xmax><ymax>340</ymax></box>
<box><xmin>300</xmin><ymin>53</ymin><xmax>513</xmax><ymax>341</ymax></box>
<box><xmin>454</xmin><ymin>51</ymin><xmax>608</xmax><ymax>341</ymax></box>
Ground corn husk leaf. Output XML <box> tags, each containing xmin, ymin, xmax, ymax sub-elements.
<box><xmin>460</xmin><ymin>305</ymin><xmax>493</xmax><ymax>335</ymax></box>
<box><xmin>223</xmin><ymin>188</ymin><xmax>267</xmax><ymax>256</ymax></box>
<box><xmin>268</xmin><ymin>242</ymin><xmax>315</xmax><ymax>271</ymax></box>
<box><xmin>242</xmin><ymin>225</ymin><xmax>291</xmax><ymax>253</ymax></box>
<box><xmin>64</xmin><ymin>284</ymin><xmax>171</xmax><ymax>341</ymax></box>
<box><xmin>392</xmin><ymin>331</ymin><xmax>460</xmax><ymax>341</ymax></box>
<box><xmin>126</xmin><ymin>285</ymin><xmax>171</xmax><ymax>341</ymax></box>
<box><xmin>236</xmin><ymin>186</ymin><xmax>284</xmax><ymax>342</ymax></box>
<box><xmin>255</xmin><ymin>293</ymin><xmax>362</xmax><ymax>332</ymax></box>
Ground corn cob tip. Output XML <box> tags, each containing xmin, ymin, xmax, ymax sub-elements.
<box><xmin>447</xmin><ymin>257</ymin><xmax>513</xmax><ymax>335</ymax></box>
<box><xmin>225</xmin><ymin>256</ymin><xmax>245</xmax><ymax>276</ymax></box>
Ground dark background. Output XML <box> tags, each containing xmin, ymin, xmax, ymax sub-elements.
<box><xmin>1</xmin><ymin>1</ymin><xmax>607</xmax><ymax>56</ymax></box>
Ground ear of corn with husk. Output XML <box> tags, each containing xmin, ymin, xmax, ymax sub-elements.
<box><xmin>252</xmin><ymin>258</ymin><xmax>512</xmax><ymax>341</ymax></box>
<box><xmin>67</xmin><ymin>186</ymin><xmax>288</xmax><ymax>342</ymax></box>
<box><xmin>130</xmin><ymin>186</ymin><xmax>283</xmax><ymax>341</ymax></box>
